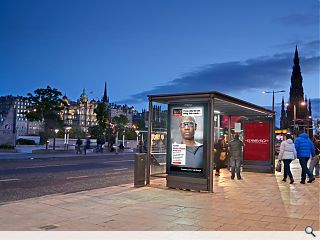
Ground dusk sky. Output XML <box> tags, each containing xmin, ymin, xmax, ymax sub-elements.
<box><xmin>1</xmin><ymin>0</ymin><xmax>319</xmax><ymax>116</ymax></box>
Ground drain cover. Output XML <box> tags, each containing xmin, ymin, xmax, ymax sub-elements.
<box><xmin>39</xmin><ymin>225</ymin><xmax>58</xmax><ymax>230</ymax></box>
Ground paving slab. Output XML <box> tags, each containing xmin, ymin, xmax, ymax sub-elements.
<box><xmin>0</xmin><ymin>159</ymin><xmax>318</xmax><ymax>231</ymax></box>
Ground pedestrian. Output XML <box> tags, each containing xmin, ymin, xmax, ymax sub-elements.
<box><xmin>75</xmin><ymin>137</ymin><xmax>83</xmax><ymax>154</ymax></box>
<box><xmin>138</xmin><ymin>140</ymin><xmax>144</xmax><ymax>153</ymax></box>
<box><xmin>228</xmin><ymin>134</ymin><xmax>244</xmax><ymax>180</ymax></box>
<box><xmin>278</xmin><ymin>134</ymin><xmax>297</xmax><ymax>184</ymax></box>
<box><xmin>119</xmin><ymin>143</ymin><xmax>124</xmax><ymax>152</ymax></box>
<box><xmin>309</xmin><ymin>135</ymin><xmax>320</xmax><ymax>178</ymax></box>
<box><xmin>84</xmin><ymin>137</ymin><xmax>91</xmax><ymax>155</ymax></box>
<box><xmin>294</xmin><ymin>131</ymin><xmax>316</xmax><ymax>184</ymax></box>
<box><xmin>96</xmin><ymin>138</ymin><xmax>102</xmax><ymax>152</ymax></box>
<box><xmin>214</xmin><ymin>138</ymin><xmax>228</xmax><ymax>176</ymax></box>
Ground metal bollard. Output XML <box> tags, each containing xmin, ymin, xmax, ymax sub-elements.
<box><xmin>134</xmin><ymin>153</ymin><xmax>146</xmax><ymax>187</ymax></box>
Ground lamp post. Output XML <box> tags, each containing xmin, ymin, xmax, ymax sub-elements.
<box><xmin>64</xmin><ymin>127</ymin><xmax>72</xmax><ymax>150</ymax></box>
<box><xmin>262</xmin><ymin>90</ymin><xmax>286</xmax><ymax>112</ymax></box>
<box><xmin>108</xmin><ymin>107</ymin><xmax>111</xmax><ymax>150</ymax></box>
<box><xmin>286</xmin><ymin>101</ymin><xmax>306</xmax><ymax>137</ymax></box>
<box><xmin>53</xmin><ymin>129</ymin><xmax>59</xmax><ymax>150</ymax></box>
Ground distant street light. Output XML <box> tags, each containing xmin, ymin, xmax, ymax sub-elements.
<box><xmin>53</xmin><ymin>129</ymin><xmax>59</xmax><ymax>150</ymax></box>
<box><xmin>262</xmin><ymin>90</ymin><xmax>286</xmax><ymax>112</ymax></box>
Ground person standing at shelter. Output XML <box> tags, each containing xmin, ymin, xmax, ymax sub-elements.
<box><xmin>228</xmin><ymin>134</ymin><xmax>244</xmax><ymax>180</ymax></box>
<box><xmin>294</xmin><ymin>132</ymin><xmax>315</xmax><ymax>184</ymax></box>
<box><xmin>214</xmin><ymin>138</ymin><xmax>228</xmax><ymax>176</ymax></box>
<box><xmin>309</xmin><ymin>135</ymin><xmax>320</xmax><ymax>178</ymax></box>
<box><xmin>278</xmin><ymin>134</ymin><xmax>297</xmax><ymax>184</ymax></box>
<box><xmin>178</xmin><ymin>116</ymin><xmax>203</xmax><ymax>168</ymax></box>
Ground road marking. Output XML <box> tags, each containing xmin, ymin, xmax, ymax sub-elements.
<box><xmin>16</xmin><ymin>164</ymin><xmax>78</xmax><ymax>169</ymax></box>
<box><xmin>103</xmin><ymin>160</ymin><xmax>134</xmax><ymax>164</ymax></box>
<box><xmin>113</xmin><ymin>168</ymin><xmax>128</xmax><ymax>171</ymax></box>
<box><xmin>66</xmin><ymin>176</ymin><xmax>89</xmax><ymax>180</ymax></box>
<box><xmin>0</xmin><ymin>178</ymin><xmax>20</xmax><ymax>182</ymax></box>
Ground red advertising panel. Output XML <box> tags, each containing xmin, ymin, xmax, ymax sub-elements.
<box><xmin>244</xmin><ymin>122</ymin><xmax>270</xmax><ymax>161</ymax></box>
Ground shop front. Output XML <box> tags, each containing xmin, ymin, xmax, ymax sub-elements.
<box><xmin>146</xmin><ymin>91</ymin><xmax>275</xmax><ymax>192</ymax></box>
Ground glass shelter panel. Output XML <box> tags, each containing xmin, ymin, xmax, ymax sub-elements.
<box><xmin>150</xmin><ymin>102</ymin><xmax>168</xmax><ymax>177</ymax></box>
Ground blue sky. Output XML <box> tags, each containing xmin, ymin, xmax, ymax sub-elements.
<box><xmin>0</xmin><ymin>0</ymin><xmax>319</xmax><ymax>118</ymax></box>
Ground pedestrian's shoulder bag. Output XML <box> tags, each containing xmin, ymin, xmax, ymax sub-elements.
<box><xmin>276</xmin><ymin>160</ymin><xmax>282</xmax><ymax>172</ymax></box>
<box><xmin>220</xmin><ymin>151</ymin><xmax>227</xmax><ymax>161</ymax></box>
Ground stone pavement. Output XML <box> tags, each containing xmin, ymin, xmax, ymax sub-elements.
<box><xmin>0</xmin><ymin>159</ymin><xmax>319</xmax><ymax>231</ymax></box>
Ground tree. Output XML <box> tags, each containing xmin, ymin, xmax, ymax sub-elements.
<box><xmin>112</xmin><ymin>114</ymin><xmax>128</xmax><ymax>130</ymax></box>
<box><xmin>125</xmin><ymin>128</ymin><xmax>137</xmax><ymax>140</ymax></box>
<box><xmin>94</xmin><ymin>101</ymin><xmax>110</xmax><ymax>143</ymax></box>
<box><xmin>112</xmin><ymin>114</ymin><xmax>129</xmax><ymax>141</ymax></box>
<box><xmin>88</xmin><ymin>125</ymin><xmax>105</xmax><ymax>140</ymax></box>
<box><xmin>133</xmin><ymin>118</ymin><xmax>146</xmax><ymax>130</ymax></box>
<box><xmin>94</xmin><ymin>101</ymin><xmax>109</xmax><ymax>129</ymax></box>
<box><xmin>26</xmin><ymin>86</ymin><xmax>67</xmax><ymax>142</ymax></box>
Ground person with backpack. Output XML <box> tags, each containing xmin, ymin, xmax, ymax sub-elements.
<box><xmin>295</xmin><ymin>132</ymin><xmax>316</xmax><ymax>184</ymax></box>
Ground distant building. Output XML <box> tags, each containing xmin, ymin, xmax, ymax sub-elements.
<box><xmin>60</xmin><ymin>82</ymin><xmax>136</xmax><ymax>131</ymax></box>
<box><xmin>0</xmin><ymin>95</ymin><xmax>43</xmax><ymax>136</ymax></box>
<box><xmin>60</xmin><ymin>89</ymin><xmax>98</xmax><ymax>132</ymax></box>
<box><xmin>280</xmin><ymin>46</ymin><xmax>313</xmax><ymax>137</ymax></box>
<box><xmin>101</xmin><ymin>81</ymin><xmax>136</xmax><ymax>127</ymax></box>
<box><xmin>0</xmin><ymin>106</ymin><xmax>16</xmax><ymax>146</ymax></box>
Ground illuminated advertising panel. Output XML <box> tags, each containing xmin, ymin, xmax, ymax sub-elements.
<box><xmin>168</xmin><ymin>103</ymin><xmax>208</xmax><ymax>174</ymax></box>
<box><xmin>243</xmin><ymin>122</ymin><xmax>271</xmax><ymax>161</ymax></box>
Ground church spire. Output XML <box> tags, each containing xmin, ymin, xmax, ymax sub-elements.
<box><xmin>294</xmin><ymin>45</ymin><xmax>299</xmax><ymax>65</ymax></box>
<box><xmin>102</xmin><ymin>81</ymin><xmax>109</xmax><ymax>103</ymax></box>
<box><xmin>308</xmin><ymin>98</ymin><xmax>312</xmax><ymax>118</ymax></box>
<box><xmin>280</xmin><ymin>97</ymin><xmax>287</xmax><ymax>129</ymax></box>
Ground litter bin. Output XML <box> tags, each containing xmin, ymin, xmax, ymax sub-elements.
<box><xmin>134</xmin><ymin>153</ymin><xmax>146</xmax><ymax>187</ymax></box>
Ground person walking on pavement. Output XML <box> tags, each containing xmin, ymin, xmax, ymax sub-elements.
<box><xmin>214</xmin><ymin>138</ymin><xmax>228</xmax><ymax>176</ymax></box>
<box><xmin>295</xmin><ymin>132</ymin><xmax>316</xmax><ymax>184</ymax></box>
<box><xmin>228</xmin><ymin>134</ymin><xmax>244</xmax><ymax>180</ymax></box>
<box><xmin>278</xmin><ymin>134</ymin><xmax>297</xmax><ymax>184</ymax></box>
<box><xmin>309</xmin><ymin>135</ymin><xmax>320</xmax><ymax>178</ymax></box>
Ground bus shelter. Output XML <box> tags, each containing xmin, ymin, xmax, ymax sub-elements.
<box><xmin>146</xmin><ymin>91</ymin><xmax>275</xmax><ymax>193</ymax></box>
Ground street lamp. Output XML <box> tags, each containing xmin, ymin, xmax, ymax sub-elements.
<box><xmin>53</xmin><ymin>129</ymin><xmax>59</xmax><ymax>150</ymax></box>
<box><xmin>64</xmin><ymin>127</ymin><xmax>72</xmax><ymax>150</ymax></box>
<box><xmin>286</xmin><ymin>101</ymin><xmax>306</xmax><ymax>137</ymax></box>
<box><xmin>122</xmin><ymin>130</ymin><xmax>125</xmax><ymax>147</ymax></box>
<box><xmin>262</xmin><ymin>90</ymin><xmax>286</xmax><ymax>112</ymax></box>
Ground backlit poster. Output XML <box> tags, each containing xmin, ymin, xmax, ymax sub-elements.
<box><xmin>243</xmin><ymin>122</ymin><xmax>271</xmax><ymax>161</ymax></box>
<box><xmin>169</xmin><ymin>103</ymin><xmax>207</xmax><ymax>173</ymax></box>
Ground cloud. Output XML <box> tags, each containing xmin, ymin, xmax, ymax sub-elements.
<box><xmin>274</xmin><ymin>13</ymin><xmax>319</xmax><ymax>27</ymax></box>
<box><xmin>273</xmin><ymin>40</ymin><xmax>320</xmax><ymax>57</ymax></box>
<box><xmin>121</xmin><ymin>43</ymin><xmax>319</xmax><ymax>104</ymax></box>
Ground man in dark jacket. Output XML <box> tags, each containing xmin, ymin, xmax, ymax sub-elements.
<box><xmin>295</xmin><ymin>132</ymin><xmax>316</xmax><ymax>184</ymax></box>
<box><xmin>228</xmin><ymin>134</ymin><xmax>244</xmax><ymax>180</ymax></box>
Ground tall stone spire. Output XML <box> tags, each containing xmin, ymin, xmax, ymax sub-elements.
<box><xmin>102</xmin><ymin>81</ymin><xmax>109</xmax><ymax>103</ymax></box>
<box><xmin>286</xmin><ymin>46</ymin><xmax>307</xmax><ymax>132</ymax></box>
<box><xmin>280</xmin><ymin>97</ymin><xmax>286</xmax><ymax>129</ymax></box>
<box><xmin>289</xmin><ymin>45</ymin><xmax>304</xmax><ymax>104</ymax></box>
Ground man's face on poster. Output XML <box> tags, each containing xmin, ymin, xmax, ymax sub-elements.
<box><xmin>179</xmin><ymin>116</ymin><xmax>197</xmax><ymax>141</ymax></box>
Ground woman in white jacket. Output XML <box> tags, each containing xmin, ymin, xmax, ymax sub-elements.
<box><xmin>278</xmin><ymin>134</ymin><xmax>297</xmax><ymax>184</ymax></box>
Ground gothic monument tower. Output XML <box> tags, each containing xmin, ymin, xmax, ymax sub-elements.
<box><xmin>280</xmin><ymin>46</ymin><xmax>312</xmax><ymax>136</ymax></box>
